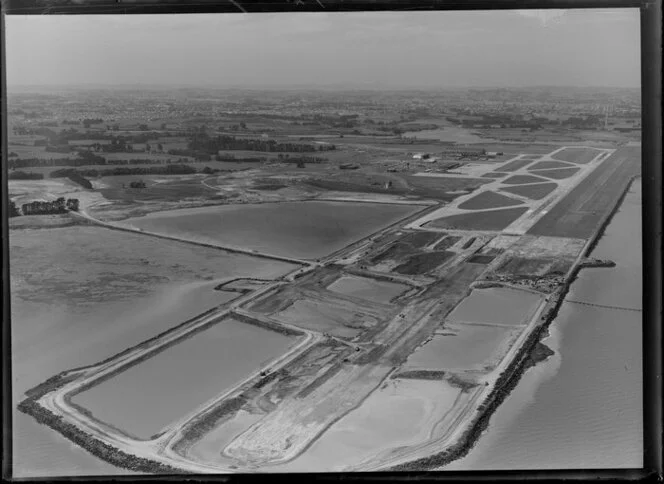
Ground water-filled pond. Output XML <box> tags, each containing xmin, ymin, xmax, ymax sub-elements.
<box><xmin>403</xmin><ymin>323</ymin><xmax>522</xmax><ymax>372</ymax></box>
<box><xmin>71</xmin><ymin>318</ymin><xmax>297</xmax><ymax>439</ymax></box>
<box><xmin>446</xmin><ymin>287</ymin><xmax>542</xmax><ymax>326</ymax></box>
<box><xmin>123</xmin><ymin>201</ymin><xmax>420</xmax><ymax>260</ymax></box>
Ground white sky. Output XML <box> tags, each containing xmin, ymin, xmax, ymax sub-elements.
<box><xmin>5</xmin><ymin>9</ymin><xmax>641</xmax><ymax>88</ymax></box>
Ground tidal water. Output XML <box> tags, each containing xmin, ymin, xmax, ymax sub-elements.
<box><xmin>10</xmin><ymin>227</ymin><xmax>295</xmax><ymax>477</ymax></box>
<box><xmin>445</xmin><ymin>179</ymin><xmax>643</xmax><ymax>470</ymax></box>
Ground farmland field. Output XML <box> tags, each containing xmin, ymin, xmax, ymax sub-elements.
<box><xmin>425</xmin><ymin>207</ymin><xmax>528</xmax><ymax>231</ymax></box>
<box><xmin>531</xmin><ymin>167</ymin><xmax>580</xmax><ymax>179</ymax></box>
<box><xmin>458</xmin><ymin>191</ymin><xmax>524</xmax><ymax>210</ymax></box>
<box><xmin>528</xmin><ymin>145</ymin><xmax>640</xmax><ymax>238</ymax></box>
<box><xmin>551</xmin><ymin>147</ymin><xmax>602</xmax><ymax>164</ymax></box>
<box><xmin>500</xmin><ymin>182</ymin><xmax>558</xmax><ymax>200</ymax></box>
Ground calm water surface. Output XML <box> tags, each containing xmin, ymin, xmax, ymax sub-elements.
<box><xmin>124</xmin><ymin>201</ymin><xmax>420</xmax><ymax>260</ymax></box>
<box><xmin>447</xmin><ymin>287</ymin><xmax>542</xmax><ymax>326</ymax></box>
<box><xmin>72</xmin><ymin>318</ymin><xmax>295</xmax><ymax>439</ymax></box>
<box><xmin>445</xmin><ymin>179</ymin><xmax>643</xmax><ymax>470</ymax></box>
<box><xmin>11</xmin><ymin>228</ymin><xmax>295</xmax><ymax>477</ymax></box>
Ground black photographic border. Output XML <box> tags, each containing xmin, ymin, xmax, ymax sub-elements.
<box><xmin>1</xmin><ymin>1</ymin><xmax>661</xmax><ymax>481</ymax></box>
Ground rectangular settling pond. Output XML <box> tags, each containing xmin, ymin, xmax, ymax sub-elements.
<box><xmin>446</xmin><ymin>287</ymin><xmax>543</xmax><ymax>326</ymax></box>
<box><xmin>403</xmin><ymin>322</ymin><xmax>522</xmax><ymax>372</ymax></box>
<box><xmin>71</xmin><ymin>317</ymin><xmax>297</xmax><ymax>439</ymax></box>
<box><xmin>123</xmin><ymin>201</ymin><xmax>421</xmax><ymax>260</ymax></box>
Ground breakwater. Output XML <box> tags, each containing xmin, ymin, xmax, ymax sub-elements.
<box><xmin>390</xmin><ymin>176</ymin><xmax>640</xmax><ymax>471</ymax></box>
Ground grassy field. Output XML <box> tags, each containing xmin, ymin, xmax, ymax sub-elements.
<box><xmin>531</xmin><ymin>167</ymin><xmax>580</xmax><ymax>179</ymax></box>
<box><xmin>458</xmin><ymin>190</ymin><xmax>524</xmax><ymax>210</ymax></box>
<box><xmin>9</xmin><ymin>145</ymin><xmax>73</xmax><ymax>160</ymax></box>
<box><xmin>551</xmin><ymin>147</ymin><xmax>601</xmax><ymax>164</ymax></box>
<box><xmin>501</xmin><ymin>174</ymin><xmax>549</xmax><ymax>185</ymax></box>
<box><xmin>98</xmin><ymin>176</ymin><xmax>220</xmax><ymax>203</ymax></box>
<box><xmin>527</xmin><ymin>146</ymin><xmax>640</xmax><ymax>238</ymax></box>
<box><xmin>528</xmin><ymin>160</ymin><xmax>575</xmax><ymax>170</ymax></box>
<box><xmin>404</xmin><ymin>175</ymin><xmax>492</xmax><ymax>198</ymax></box>
<box><xmin>497</xmin><ymin>159</ymin><xmax>534</xmax><ymax>172</ymax></box>
<box><xmin>426</xmin><ymin>207</ymin><xmax>528</xmax><ymax>231</ymax></box>
<box><xmin>481</xmin><ymin>172</ymin><xmax>507</xmax><ymax>178</ymax></box>
<box><xmin>500</xmin><ymin>182</ymin><xmax>558</xmax><ymax>200</ymax></box>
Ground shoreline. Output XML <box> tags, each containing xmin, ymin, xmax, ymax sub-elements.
<box><xmin>389</xmin><ymin>174</ymin><xmax>640</xmax><ymax>471</ymax></box>
<box><xmin>15</xmin><ymin>174</ymin><xmax>640</xmax><ymax>474</ymax></box>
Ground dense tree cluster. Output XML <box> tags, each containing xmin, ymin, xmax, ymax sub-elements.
<box><xmin>168</xmin><ymin>148</ymin><xmax>211</xmax><ymax>161</ymax></box>
<box><xmin>188</xmin><ymin>132</ymin><xmax>335</xmax><ymax>154</ymax></box>
<box><xmin>214</xmin><ymin>154</ymin><xmax>265</xmax><ymax>163</ymax></box>
<box><xmin>9</xmin><ymin>200</ymin><xmax>20</xmax><ymax>218</ymax></box>
<box><xmin>67</xmin><ymin>173</ymin><xmax>93</xmax><ymax>189</ymax></box>
<box><xmin>19</xmin><ymin>197</ymin><xmax>80</xmax><ymax>216</ymax></box>
<box><xmin>9</xmin><ymin>156</ymin><xmax>185</xmax><ymax>170</ymax></box>
<box><xmin>8</xmin><ymin>171</ymin><xmax>44</xmax><ymax>180</ymax></box>
<box><xmin>51</xmin><ymin>164</ymin><xmax>197</xmax><ymax>179</ymax></box>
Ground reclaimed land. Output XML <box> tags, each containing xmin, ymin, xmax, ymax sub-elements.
<box><xmin>426</xmin><ymin>207</ymin><xmax>528</xmax><ymax>231</ymax></box>
<box><xmin>457</xmin><ymin>191</ymin><xmax>524</xmax><ymax>210</ymax></box>
<box><xmin>433</xmin><ymin>236</ymin><xmax>462</xmax><ymax>251</ymax></box>
<box><xmin>393</xmin><ymin>251</ymin><xmax>455</xmax><ymax>275</ymax></box>
<box><xmin>528</xmin><ymin>145</ymin><xmax>640</xmax><ymax>238</ymax></box>
<box><xmin>530</xmin><ymin>167</ymin><xmax>580</xmax><ymax>180</ymax></box>
<box><xmin>500</xmin><ymin>182</ymin><xmax>558</xmax><ymax>201</ymax></box>
<box><xmin>389</xmin><ymin>156</ymin><xmax>640</xmax><ymax>471</ymax></box>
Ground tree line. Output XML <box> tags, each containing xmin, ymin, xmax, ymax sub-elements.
<box><xmin>9</xmin><ymin>197</ymin><xmax>80</xmax><ymax>217</ymax></box>
<box><xmin>187</xmin><ymin>133</ymin><xmax>336</xmax><ymax>154</ymax></box>
<box><xmin>9</xmin><ymin>156</ymin><xmax>192</xmax><ymax>170</ymax></box>
<box><xmin>50</xmin><ymin>164</ymin><xmax>198</xmax><ymax>179</ymax></box>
